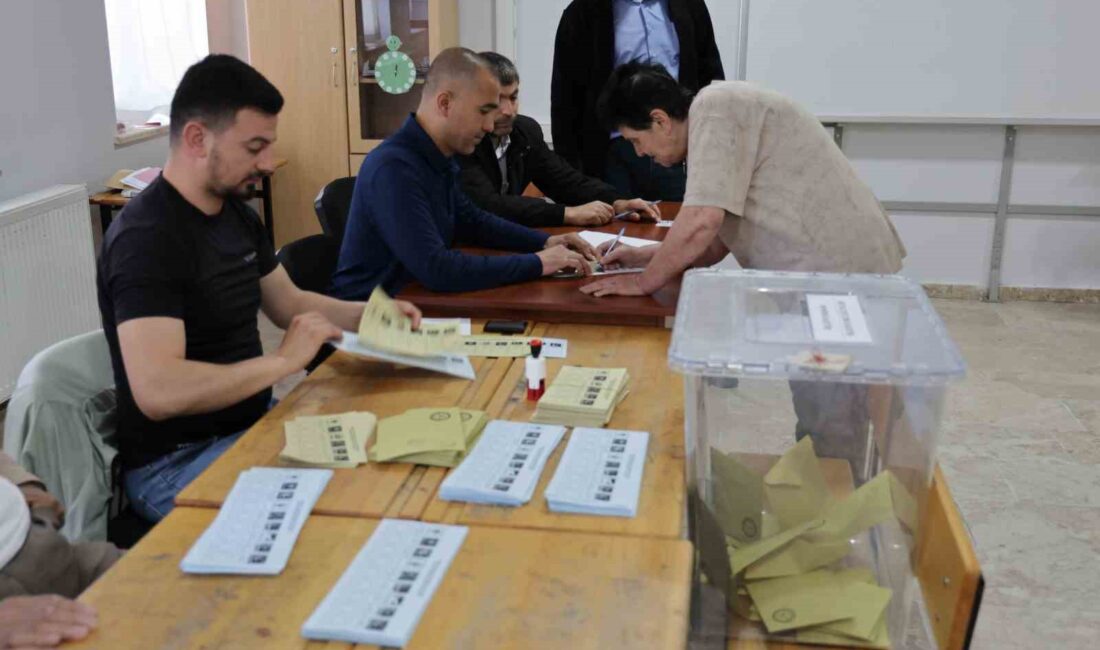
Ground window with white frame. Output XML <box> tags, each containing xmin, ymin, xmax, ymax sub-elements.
<box><xmin>104</xmin><ymin>0</ymin><xmax>209</xmax><ymax>139</ymax></box>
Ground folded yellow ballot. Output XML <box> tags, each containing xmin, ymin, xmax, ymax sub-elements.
<box><xmin>280</xmin><ymin>412</ymin><xmax>375</xmax><ymax>468</ymax></box>
<box><xmin>763</xmin><ymin>436</ymin><xmax>833</xmax><ymax>530</ymax></box>
<box><xmin>711</xmin><ymin>449</ymin><xmax>764</xmax><ymax>544</ymax></box>
<box><xmin>745</xmin><ymin>568</ymin><xmax>892</xmax><ymax>635</ymax></box>
<box><xmin>357</xmin><ymin>287</ymin><xmax>461</xmax><ymax>357</ymax></box>
<box><xmin>369</xmin><ymin>408</ymin><xmax>488</xmax><ymax>467</ymax></box>
<box><xmin>729</xmin><ymin>517</ymin><xmax>825</xmax><ymax>575</ymax></box>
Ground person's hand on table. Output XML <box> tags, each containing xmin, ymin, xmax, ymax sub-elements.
<box><xmin>545</xmin><ymin>233</ymin><xmax>599</xmax><ymax>261</ymax></box>
<box><xmin>537</xmin><ymin>245</ymin><xmax>593</xmax><ymax>277</ymax></box>
<box><xmin>393</xmin><ymin>299</ymin><xmax>422</xmax><ymax>329</ymax></box>
<box><xmin>563</xmin><ymin>201</ymin><xmax>614</xmax><ymax>226</ymax></box>
<box><xmin>595</xmin><ymin>241</ymin><xmax>657</xmax><ymax>270</ymax></box>
<box><xmin>612</xmin><ymin>199</ymin><xmax>660</xmax><ymax>222</ymax></box>
<box><xmin>0</xmin><ymin>595</ymin><xmax>98</xmax><ymax>649</ymax></box>
<box><xmin>580</xmin><ymin>273</ymin><xmax>648</xmax><ymax>297</ymax></box>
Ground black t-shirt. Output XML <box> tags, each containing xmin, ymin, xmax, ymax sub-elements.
<box><xmin>96</xmin><ymin>176</ymin><xmax>278</xmax><ymax>469</ymax></box>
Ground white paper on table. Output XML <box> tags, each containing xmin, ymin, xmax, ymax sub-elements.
<box><xmin>656</xmin><ymin>220</ymin><xmax>673</xmax><ymax>228</ymax></box>
<box><xmin>334</xmin><ymin>332</ymin><xmax>476</xmax><ymax>380</ymax></box>
<box><xmin>578</xmin><ymin>230</ymin><xmax>661</xmax><ymax>249</ymax></box>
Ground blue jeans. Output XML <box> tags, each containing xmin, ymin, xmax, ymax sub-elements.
<box><xmin>123</xmin><ymin>431</ymin><xmax>245</xmax><ymax>522</ymax></box>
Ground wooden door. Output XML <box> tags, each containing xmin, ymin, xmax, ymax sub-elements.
<box><xmin>246</xmin><ymin>0</ymin><xmax>349</xmax><ymax>247</ymax></box>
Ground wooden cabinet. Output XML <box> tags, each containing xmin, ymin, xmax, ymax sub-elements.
<box><xmin>246</xmin><ymin>0</ymin><xmax>458</xmax><ymax>246</ymax></box>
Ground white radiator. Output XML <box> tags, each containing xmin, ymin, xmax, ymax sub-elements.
<box><xmin>0</xmin><ymin>185</ymin><xmax>101</xmax><ymax>402</ymax></box>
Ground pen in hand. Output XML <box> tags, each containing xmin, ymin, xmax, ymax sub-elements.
<box><xmin>597</xmin><ymin>226</ymin><xmax>627</xmax><ymax>272</ymax></box>
<box><xmin>613</xmin><ymin>200</ymin><xmax>661</xmax><ymax>221</ymax></box>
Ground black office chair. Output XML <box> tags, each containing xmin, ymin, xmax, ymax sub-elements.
<box><xmin>276</xmin><ymin>234</ymin><xmax>340</xmax><ymax>294</ymax></box>
<box><xmin>314</xmin><ymin>176</ymin><xmax>356</xmax><ymax>244</ymax></box>
<box><xmin>276</xmin><ymin>234</ymin><xmax>341</xmax><ymax>372</ymax></box>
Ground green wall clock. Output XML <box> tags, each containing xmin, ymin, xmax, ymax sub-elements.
<box><xmin>374</xmin><ymin>35</ymin><xmax>416</xmax><ymax>95</ymax></box>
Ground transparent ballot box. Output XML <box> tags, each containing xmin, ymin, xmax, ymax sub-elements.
<box><xmin>669</xmin><ymin>270</ymin><xmax>966</xmax><ymax>648</ymax></box>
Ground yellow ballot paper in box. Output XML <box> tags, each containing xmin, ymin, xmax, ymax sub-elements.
<box><xmin>280</xmin><ymin>412</ymin><xmax>375</xmax><ymax>468</ymax></box>
<box><xmin>710</xmin><ymin>449</ymin><xmax>764</xmax><ymax>544</ymax></box>
<box><xmin>357</xmin><ymin>287</ymin><xmax>461</xmax><ymax>357</ymax></box>
<box><xmin>746</xmin><ymin>568</ymin><xmax>892</xmax><ymax>637</ymax></box>
<box><xmin>763</xmin><ymin>437</ymin><xmax>833</xmax><ymax>530</ymax></box>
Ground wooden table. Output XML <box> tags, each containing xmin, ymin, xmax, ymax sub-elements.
<box><xmin>72</xmin><ymin>508</ymin><xmax>693</xmax><ymax>649</ymax></box>
<box><xmin>398</xmin><ymin>216</ymin><xmax>681</xmax><ymax>327</ymax></box>
<box><xmin>420</xmin><ymin>322</ymin><xmax>686</xmax><ymax>539</ymax></box>
<box><xmin>175</xmin><ymin>346</ymin><xmax>516</xmax><ymax>518</ymax></box>
<box><xmin>89</xmin><ymin>158</ymin><xmax>288</xmax><ymax>241</ymax></box>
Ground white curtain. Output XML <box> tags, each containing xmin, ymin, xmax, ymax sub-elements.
<box><xmin>104</xmin><ymin>0</ymin><xmax>209</xmax><ymax>116</ymax></box>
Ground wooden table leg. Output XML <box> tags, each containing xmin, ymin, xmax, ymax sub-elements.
<box><xmin>99</xmin><ymin>205</ymin><xmax>113</xmax><ymax>236</ymax></box>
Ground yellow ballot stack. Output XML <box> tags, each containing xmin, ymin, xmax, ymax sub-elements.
<box><xmin>280</xmin><ymin>412</ymin><xmax>376</xmax><ymax>468</ymax></box>
<box><xmin>715</xmin><ymin>438</ymin><xmax>918</xmax><ymax>648</ymax></box>
<box><xmin>531</xmin><ymin>366</ymin><xmax>631</xmax><ymax>427</ymax></box>
<box><xmin>357</xmin><ymin>287</ymin><xmax>462</xmax><ymax>357</ymax></box>
<box><xmin>368</xmin><ymin>408</ymin><xmax>488</xmax><ymax>468</ymax></box>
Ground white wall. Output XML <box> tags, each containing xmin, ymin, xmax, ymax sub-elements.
<box><xmin>466</xmin><ymin>1</ymin><xmax>1100</xmax><ymax>292</ymax></box>
<box><xmin>0</xmin><ymin>1</ymin><xmax>168</xmax><ymax>223</ymax></box>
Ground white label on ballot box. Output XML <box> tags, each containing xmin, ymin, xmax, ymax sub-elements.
<box><xmin>302</xmin><ymin>519</ymin><xmax>467</xmax><ymax>648</ymax></box>
<box><xmin>806</xmin><ymin>294</ymin><xmax>872</xmax><ymax>344</ymax></box>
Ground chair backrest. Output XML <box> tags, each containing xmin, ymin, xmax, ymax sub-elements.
<box><xmin>3</xmin><ymin>329</ymin><xmax>118</xmax><ymax>542</ymax></box>
<box><xmin>276</xmin><ymin>234</ymin><xmax>341</xmax><ymax>295</ymax></box>
<box><xmin>313</xmin><ymin>176</ymin><xmax>356</xmax><ymax>244</ymax></box>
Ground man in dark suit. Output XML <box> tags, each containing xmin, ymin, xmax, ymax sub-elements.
<box><xmin>458</xmin><ymin>52</ymin><xmax>659</xmax><ymax>228</ymax></box>
<box><xmin>551</xmin><ymin>0</ymin><xmax>724</xmax><ymax>201</ymax></box>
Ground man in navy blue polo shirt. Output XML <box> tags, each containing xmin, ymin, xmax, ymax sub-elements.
<box><xmin>332</xmin><ymin>48</ymin><xmax>598</xmax><ymax>300</ymax></box>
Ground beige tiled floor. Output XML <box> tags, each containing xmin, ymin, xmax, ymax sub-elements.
<box><xmin>931</xmin><ymin>299</ymin><xmax>1100</xmax><ymax>650</ymax></box>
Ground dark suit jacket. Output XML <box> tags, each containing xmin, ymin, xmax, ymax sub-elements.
<box><xmin>551</xmin><ymin>0</ymin><xmax>725</xmax><ymax>178</ymax></box>
<box><xmin>458</xmin><ymin>114</ymin><xmax>622</xmax><ymax>227</ymax></box>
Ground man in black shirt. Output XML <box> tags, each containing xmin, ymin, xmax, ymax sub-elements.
<box><xmin>97</xmin><ymin>55</ymin><xmax>421</xmax><ymax>522</ymax></box>
<box><xmin>458</xmin><ymin>52</ymin><xmax>659</xmax><ymax>228</ymax></box>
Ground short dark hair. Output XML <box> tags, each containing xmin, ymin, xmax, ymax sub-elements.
<box><xmin>169</xmin><ymin>54</ymin><xmax>284</xmax><ymax>143</ymax></box>
<box><xmin>423</xmin><ymin>47</ymin><xmax>493</xmax><ymax>95</ymax></box>
<box><xmin>479</xmin><ymin>51</ymin><xmax>519</xmax><ymax>87</ymax></box>
<box><xmin>597</xmin><ymin>61</ymin><xmax>694</xmax><ymax>131</ymax></box>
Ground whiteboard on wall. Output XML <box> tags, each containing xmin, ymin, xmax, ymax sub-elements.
<box><xmin>746</xmin><ymin>0</ymin><xmax>1100</xmax><ymax>122</ymax></box>
<box><xmin>512</xmin><ymin>0</ymin><xmax>743</xmax><ymax>129</ymax></box>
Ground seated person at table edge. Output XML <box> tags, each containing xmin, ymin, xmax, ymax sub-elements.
<box><xmin>97</xmin><ymin>55</ymin><xmax>421</xmax><ymax>523</ymax></box>
<box><xmin>457</xmin><ymin>52</ymin><xmax>658</xmax><ymax>228</ymax></box>
<box><xmin>331</xmin><ymin>48</ymin><xmax>598</xmax><ymax>301</ymax></box>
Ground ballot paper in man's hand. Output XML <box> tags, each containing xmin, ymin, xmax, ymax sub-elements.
<box><xmin>357</xmin><ymin>287</ymin><xmax>461</xmax><ymax>357</ymax></box>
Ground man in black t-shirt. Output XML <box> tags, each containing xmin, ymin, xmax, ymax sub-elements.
<box><xmin>97</xmin><ymin>55</ymin><xmax>421</xmax><ymax>522</ymax></box>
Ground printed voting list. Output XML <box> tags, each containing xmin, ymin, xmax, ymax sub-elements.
<box><xmin>438</xmin><ymin>421</ymin><xmax>566</xmax><ymax>506</ymax></box>
<box><xmin>447</xmin><ymin>336</ymin><xmax>568</xmax><ymax>359</ymax></box>
<box><xmin>280</xmin><ymin>412</ymin><xmax>376</xmax><ymax>468</ymax></box>
<box><xmin>180</xmin><ymin>467</ymin><xmax>332</xmax><ymax>575</ymax></box>
<box><xmin>357</xmin><ymin>287</ymin><xmax>462</xmax><ymax>357</ymax></box>
<box><xmin>578</xmin><ymin>230</ymin><xmax>660</xmax><ymax>249</ymax></box>
<box><xmin>302</xmin><ymin>519</ymin><xmax>467</xmax><ymax>647</ymax></box>
<box><xmin>545</xmin><ymin>428</ymin><xmax>649</xmax><ymax>518</ymax></box>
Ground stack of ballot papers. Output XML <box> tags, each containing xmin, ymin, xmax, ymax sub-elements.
<box><xmin>181</xmin><ymin>467</ymin><xmax>332</xmax><ymax>575</ymax></box>
<box><xmin>335</xmin><ymin>332</ymin><xmax>475</xmax><ymax>380</ymax></box>
<box><xmin>302</xmin><ymin>519</ymin><xmax>467</xmax><ymax>647</ymax></box>
<box><xmin>369</xmin><ymin>408</ymin><xmax>488</xmax><ymax>468</ymax></box>
<box><xmin>532</xmin><ymin>366</ymin><xmax>631</xmax><ymax>427</ymax></box>
<box><xmin>544</xmin><ymin>428</ymin><xmax>648</xmax><ymax>517</ymax></box>
<box><xmin>712</xmin><ymin>437</ymin><xmax>920</xmax><ymax>647</ymax></box>
<box><xmin>357</xmin><ymin>287</ymin><xmax>462</xmax><ymax>357</ymax></box>
<box><xmin>438</xmin><ymin>421</ymin><xmax>566</xmax><ymax>506</ymax></box>
<box><xmin>280</xmin><ymin>412</ymin><xmax>376</xmax><ymax>468</ymax></box>
<box><xmin>446</xmin><ymin>335</ymin><xmax>568</xmax><ymax>358</ymax></box>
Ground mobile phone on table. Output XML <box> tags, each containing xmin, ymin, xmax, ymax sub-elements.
<box><xmin>484</xmin><ymin>320</ymin><xmax>528</xmax><ymax>335</ymax></box>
